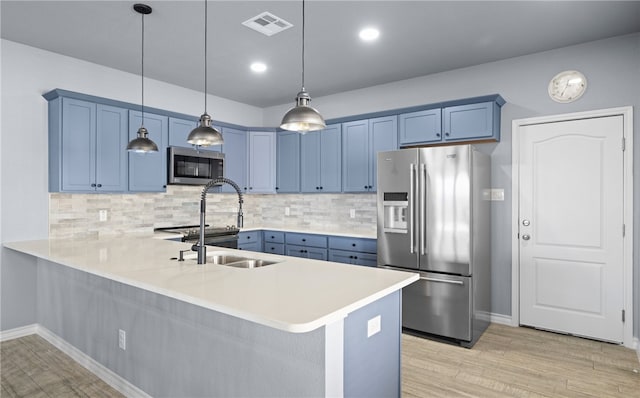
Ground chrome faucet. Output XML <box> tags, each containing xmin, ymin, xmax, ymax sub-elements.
<box><xmin>194</xmin><ymin>177</ymin><xmax>244</xmax><ymax>264</ymax></box>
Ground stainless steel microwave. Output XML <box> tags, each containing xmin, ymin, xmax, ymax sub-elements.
<box><xmin>167</xmin><ymin>146</ymin><xmax>224</xmax><ymax>185</ymax></box>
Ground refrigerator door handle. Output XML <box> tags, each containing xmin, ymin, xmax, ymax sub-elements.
<box><xmin>419</xmin><ymin>163</ymin><xmax>427</xmax><ymax>256</ymax></box>
<box><xmin>410</xmin><ymin>163</ymin><xmax>416</xmax><ymax>254</ymax></box>
<box><xmin>420</xmin><ymin>277</ymin><xmax>464</xmax><ymax>285</ymax></box>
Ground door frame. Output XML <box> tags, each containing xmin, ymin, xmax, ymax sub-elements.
<box><xmin>511</xmin><ymin>106</ymin><xmax>634</xmax><ymax>348</ymax></box>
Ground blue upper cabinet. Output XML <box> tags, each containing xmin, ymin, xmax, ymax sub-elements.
<box><xmin>128</xmin><ymin>111</ymin><xmax>169</xmax><ymax>192</ymax></box>
<box><xmin>342</xmin><ymin>120</ymin><xmax>370</xmax><ymax>192</ymax></box>
<box><xmin>96</xmin><ymin>104</ymin><xmax>128</xmax><ymax>192</ymax></box>
<box><xmin>301</xmin><ymin>124</ymin><xmax>342</xmax><ymax>193</ymax></box>
<box><xmin>48</xmin><ymin>97</ymin><xmax>128</xmax><ymax>192</ymax></box>
<box><xmin>443</xmin><ymin>101</ymin><xmax>500</xmax><ymax>141</ymax></box>
<box><xmin>168</xmin><ymin>117</ymin><xmax>222</xmax><ymax>152</ymax></box>
<box><xmin>221</xmin><ymin>127</ymin><xmax>247</xmax><ymax>193</ymax></box>
<box><xmin>399</xmin><ymin>108</ymin><xmax>441</xmax><ymax>146</ymax></box>
<box><xmin>342</xmin><ymin>116</ymin><xmax>397</xmax><ymax>192</ymax></box>
<box><xmin>247</xmin><ymin>131</ymin><xmax>276</xmax><ymax>193</ymax></box>
<box><xmin>276</xmin><ymin>131</ymin><xmax>300</xmax><ymax>193</ymax></box>
<box><xmin>399</xmin><ymin>96</ymin><xmax>503</xmax><ymax>147</ymax></box>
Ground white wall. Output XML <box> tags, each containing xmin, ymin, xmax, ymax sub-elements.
<box><xmin>265</xmin><ymin>33</ymin><xmax>640</xmax><ymax>334</ymax></box>
<box><xmin>0</xmin><ymin>40</ymin><xmax>263</xmax><ymax>330</ymax></box>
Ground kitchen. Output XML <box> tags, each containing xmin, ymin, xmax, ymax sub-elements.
<box><xmin>1</xmin><ymin>1</ymin><xmax>640</xmax><ymax>397</ymax></box>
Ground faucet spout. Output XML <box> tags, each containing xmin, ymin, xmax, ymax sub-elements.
<box><xmin>194</xmin><ymin>177</ymin><xmax>244</xmax><ymax>264</ymax></box>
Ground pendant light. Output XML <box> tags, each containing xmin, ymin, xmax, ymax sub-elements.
<box><xmin>187</xmin><ymin>0</ymin><xmax>224</xmax><ymax>146</ymax></box>
<box><xmin>127</xmin><ymin>4</ymin><xmax>159</xmax><ymax>153</ymax></box>
<box><xmin>280</xmin><ymin>0</ymin><xmax>326</xmax><ymax>133</ymax></box>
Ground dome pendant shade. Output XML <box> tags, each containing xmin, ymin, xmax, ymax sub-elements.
<box><xmin>280</xmin><ymin>90</ymin><xmax>326</xmax><ymax>133</ymax></box>
<box><xmin>127</xmin><ymin>127</ymin><xmax>159</xmax><ymax>153</ymax></box>
<box><xmin>187</xmin><ymin>113</ymin><xmax>224</xmax><ymax>146</ymax></box>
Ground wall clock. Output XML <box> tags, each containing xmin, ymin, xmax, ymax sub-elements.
<box><xmin>548</xmin><ymin>70</ymin><xmax>587</xmax><ymax>103</ymax></box>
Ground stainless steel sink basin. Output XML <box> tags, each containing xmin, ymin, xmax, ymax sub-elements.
<box><xmin>207</xmin><ymin>254</ymin><xmax>246</xmax><ymax>265</ymax></box>
<box><xmin>225</xmin><ymin>259</ymin><xmax>276</xmax><ymax>268</ymax></box>
<box><xmin>178</xmin><ymin>251</ymin><xmax>277</xmax><ymax>268</ymax></box>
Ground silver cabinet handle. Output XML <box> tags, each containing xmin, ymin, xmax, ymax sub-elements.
<box><xmin>410</xmin><ymin>163</ymin><xmax>416</xmax><ymax>254</ymax></box>
<box><xmin>420</xmin><ymin>277</ymin><xmax>464</xmax><ymax>285</ymax></box>
<box><xmin>419</xmin><ymin>163</ymin><xmax>427</xmax><ymax>256</ymax></box>
<box><xmin>522</xmin><ymin>234</ymin><xmax>531</xmax><ymax>241</ymax></box>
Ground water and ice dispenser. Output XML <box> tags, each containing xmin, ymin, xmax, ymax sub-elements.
<box><xmin>382</xmin><ymin>192</ymin><xmax>408</xmax><ymax>233</ymax></box>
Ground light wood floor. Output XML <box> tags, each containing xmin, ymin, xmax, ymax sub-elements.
<box><xmin>1</xmin><ymin>324</ymin><xmax>639</xmax><ymax>397</ymax></box>
<box><xmin>1</xmin><ymin>334</ymin><xmax>124</xmax><ymax>397</ymax></box>
<box><xmin>403</xmin><ymin>324</ymin><xmax>640</xmax><ymax>397</ymax></box>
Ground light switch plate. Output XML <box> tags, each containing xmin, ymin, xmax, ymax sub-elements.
<box><xmin>350</xmin><ymin>209</ymin><xmax>356</xmax><ymax>218</ymax></box>
<box><xmin>489</xmin><ymin>189</ymin><xmax>504</xmax><ymax>201</ymax></box>
<box><xmin>99</xmin><ymin>209</ymin><xmax>108</xmax><ymax>222</ymax></box>
<box><xmin>367</xmin><ymin>315</ymin><xmax>381</xmax><ymax>337</ymax></box>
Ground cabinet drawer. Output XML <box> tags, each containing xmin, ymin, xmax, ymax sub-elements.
<box><xmin>285</xmin><ymin>233</ymin><xmax>327</xmax><ymax>248</ymax></box>
<box><xmin>329</xmin><ymin>250</ymin><xmax>377</xmax><ymax>267</ymax></box>
<box><xmin>263</xmin><ymin>231</ymin><xmax>285</xmax><ymax>243</ymax></box>
<box><xmin>239</xmin><ymin>231</ymin><xmax>260</xmax><ymax>244</ymax></box>
<box><xmin>238</xmin><ymin>242</ymin><xmax>262</xmax><ymax>252</ymax></box>
<box><xmin>286</xmin><ymin>245</ymin><xmax>328</xmax><ymax>261</ymax></box>
<box><xmin>328</xmin><ymin>236</ymin><xmax>376</xmax><ymax>253</ymax></box>
<box><xmin>264</xmin><ymin>243</ymin><xmax>285</xmax><ymax>255</ymax></box>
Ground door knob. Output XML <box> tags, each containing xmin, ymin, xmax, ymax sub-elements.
<box><xmin>522</xmin><ymin>234</ymin><xmax>531</xmax><ymax>241</ymax></box>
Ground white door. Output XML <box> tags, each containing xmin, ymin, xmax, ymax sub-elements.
<box><xmin>518</xmin><ymin>115</ymin><xmax>624</xmax><ymax>343</ymax></box>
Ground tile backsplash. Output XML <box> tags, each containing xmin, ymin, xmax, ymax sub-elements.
<box><xmin>49</xmin><ymin>186</ymin><xmax>377</xmax><ymax>239</ymax></box>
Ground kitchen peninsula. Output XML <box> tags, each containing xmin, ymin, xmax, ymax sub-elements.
<box><xmin>4</xmin><ymin>236</ymin><xmax>418</xmax><ymax>397</ymax></box>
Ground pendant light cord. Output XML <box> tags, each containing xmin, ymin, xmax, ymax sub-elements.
<box><xmin>141</xmin><ymin>10</ymin><xmax>145</xmax><ymax>127</ymax></box>
<box><xmin>204</xmin><ymin>0</ymin><xmax>208</xmax><ymax>113</ymax></box>
<box><xmin>301</xmin><ymin>0</ymin><xmax>305</xmax><ymax>91</ymax></box>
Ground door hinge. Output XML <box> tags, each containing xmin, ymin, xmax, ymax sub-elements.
<box><xmin>622</xmin><ymin>137</ymin><xmax>626</xmax><ymax>151</ymax></box>
<box><xmin>622</xmin><ymin>309</ymin><xmax>625</xmax><ymax>322</ymax></box>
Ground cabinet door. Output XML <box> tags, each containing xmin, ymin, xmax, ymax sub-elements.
<box><xmin>319</xmin><ymin>124</ymin><xmax>342</xmax><ymax>192</ymax></box>
<box><xmin>369</xmin><ymin>116</ymin><xmax>398</xmax><ymax>192</ymax></box>
<box><xmin>168</xmin><ymin>117</ymin><xmax>223</xmax><ymax>152</ymax></box>
<box><xmin>221</xmin><ymin>127</ymin><xmax>247</xmax><ymax>193</ymax></box>
<box><xmin>443</xmin><ymin>101</ymin><xmax>496</xmax><ymax>141</ymax></box>
<box><xmin>95</xmin><ymin>104</ymin><xmax>128</xmax><ymax>192</ymax></box>
<box><xmin>248</xmin><ymin>131</ymin><xmax>276</xmax><ymax>193</ymax></box>
<box><xmin>399</xmin><ymin>108</ymin><xmax>442</xmax><ymax>146</ymax></box>
<box><xmin>61</xmin><ymin>98</ymin><xmax>96</xmax><ymax>191</ymax></box>
<box><xmin>128</xmin><ymin>111</ymin><xmax>168</xmax><ymax>192</ymax></box>
<box><xmin>342</xmin><ymin>120</ymin><xmax>369</xmax><ymax>192</ymax></box>
<box><xmin>276</xmin><ymin>131</ymin><xmax>300</xmax><ymax>193</ymax></box>
<box><xmin>300</xmin><ymin>131</ymin><xmax>321</xmax><ymax>192</ymax></box>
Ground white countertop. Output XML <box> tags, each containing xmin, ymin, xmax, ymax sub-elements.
<box><xmin>4</xmin><ymin>237</ymin><xmax>417</xmax><ymax>333</ymax></box>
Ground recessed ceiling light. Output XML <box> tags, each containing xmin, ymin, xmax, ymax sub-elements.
<box><xmin>359</xmin><ymin>27</ymin><xmax>380</xmax><ymax>42</ymax></box>
<box><xmin>250</xmin><ymin>62</ymin><xmax>267</xmax><ymax>73</ymax></box>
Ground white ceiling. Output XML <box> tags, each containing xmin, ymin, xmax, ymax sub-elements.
<box><xmin>2</xmin><ymin>1</ymin><xmax>640</xmax><ymax>108</ymax></box>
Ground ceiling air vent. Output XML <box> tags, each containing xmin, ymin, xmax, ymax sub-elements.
<box><xmin>242</xmin><ymin>12</ymin><xmax>293</xmax><ymax>36</ymax></box>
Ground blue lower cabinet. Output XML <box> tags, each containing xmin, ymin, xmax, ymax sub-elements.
<box><xmin>286</xmin><ymin>245</ymin><xmax>328</xmax><ymax>261</ymax></box>
<box><xmin>238</xmin><ymin>231</ymin><xmax>262</xmax><ymax>252</ymax></box>
<box><xmin>329</xmin><ymin>250</ymin><xmax>377</xmax><ymax>267</ymax></box>
<box><xmin>264</xmin><ymin>243</ymin><xmax>285</xmax><ymax>255</ymax></box>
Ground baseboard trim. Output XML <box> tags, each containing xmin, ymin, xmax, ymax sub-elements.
<box><xmin>0</xmin><ymin>324</ymin><xmax>38</xmax><ymax>342</ymax></box>
<box><xmin>634</xmin><ymin>338</ymin><xmax>639</xmax><ymax>364</ymax></box>
<box><xmin>4</xmin><ymin>325</ymin><xmax>150</xmax><ymax>398</ymax></box>
<box><xmin>489</xmin><ymin>313</ymin><xmax>513</xmax><ymax>326</ymax></box>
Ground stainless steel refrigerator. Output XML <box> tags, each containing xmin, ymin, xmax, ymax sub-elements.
<box><xmin>377</xmin><ymin>145</ymin><xmax>491</xmax><ymax>347</ymax></box>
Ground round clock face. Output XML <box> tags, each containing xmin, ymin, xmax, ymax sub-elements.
<box><xmin>548</xmin><ymin>70</ymin><xmax>587</xmax><ymax>103</ymax></box>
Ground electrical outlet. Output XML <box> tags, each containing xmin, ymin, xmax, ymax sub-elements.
<box><xmin>350</xmin><ymin>209</ymin><xmax>356</xmax><ymax>218</ymax></box>
<box><xmin>118</xmin><ymin>329</ymin><xmax>126</xmax><ymax>350</ymax></box>
<box><xmin>99</xmin><ymin>209</ymin><xmax>108</xmax><ymax>222</ymax></box>
<box><xmin>285</xmin><ymin>207</ymin><xmax>290</xmax><ymax>216</ymax></box>
<box><xmin>367</xmin><ymin>315</ymin><xmax>381</xmax><ymax>338</ymax></box>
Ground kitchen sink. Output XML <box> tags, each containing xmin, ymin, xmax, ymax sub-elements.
<box><xmin>177</xmin><ymin>251</ymin><xmax>277</xmax><ymax>268</ymax></box>
<box><xmin>224</xmin><ymin>259</ymin><xmax>276</xmax><ymax>268</ymax></box>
